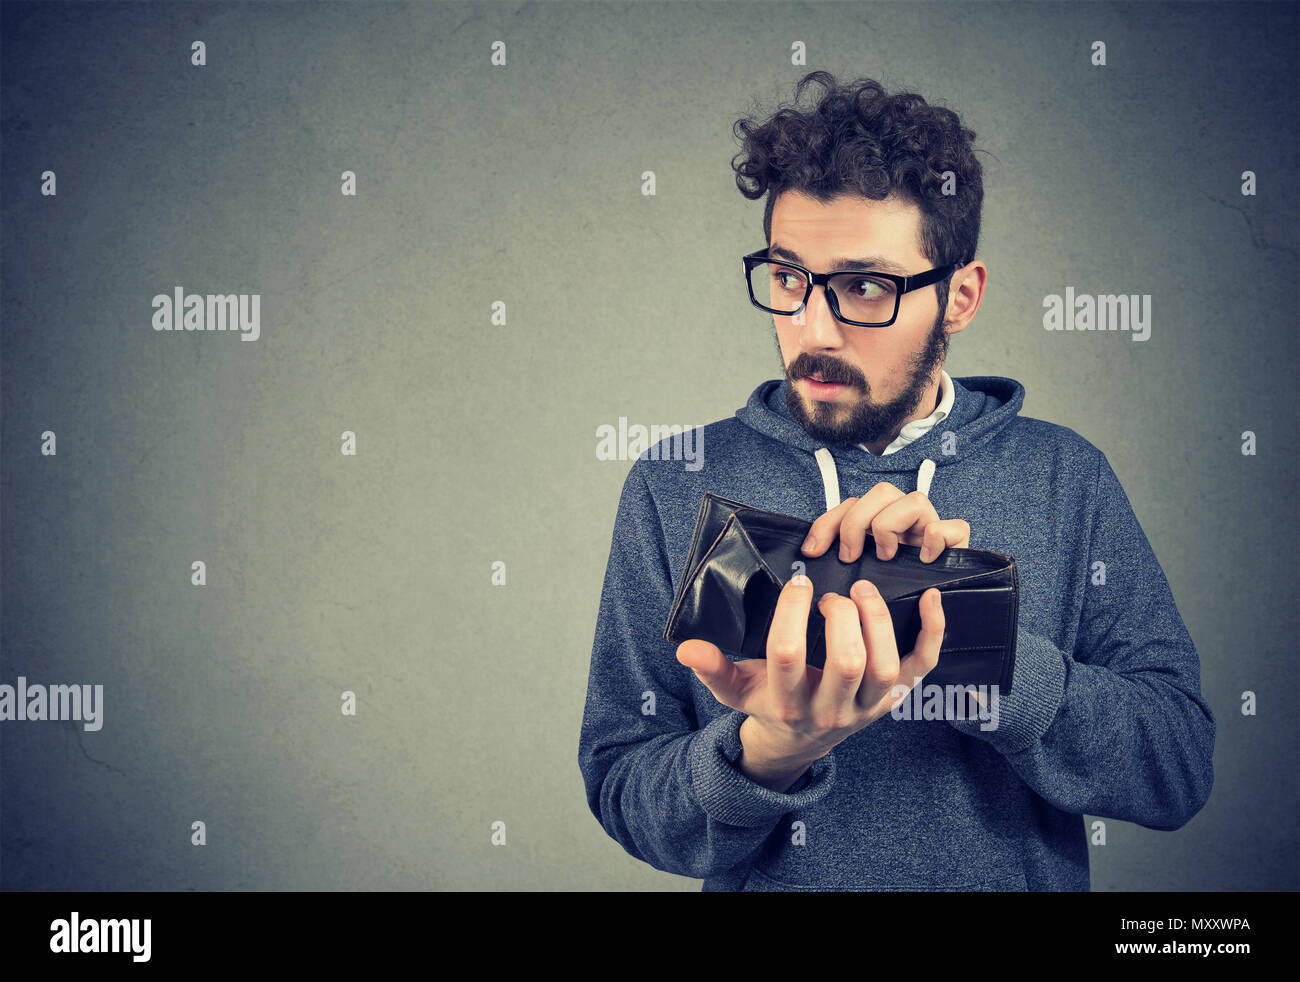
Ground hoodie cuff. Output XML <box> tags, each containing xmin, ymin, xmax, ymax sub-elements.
<box><xmin>946</xmin><ymin>628</ymin><xmax>1066</xmax><ymax>754</ymax></box>
<box><xmin>689</xmin><ymin>711</ymin><xmax>836</xmax><ymax>827</ymax></box>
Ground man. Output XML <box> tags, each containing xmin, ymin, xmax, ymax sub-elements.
<box><xmin>577</xmin><ymin>71</ymin><xmax>1214</xmax><ymax>891</ymax></box>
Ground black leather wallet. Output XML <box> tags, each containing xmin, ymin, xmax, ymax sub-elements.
<box><xmin>663</xmin><ymin>493</ymin><xmax>1018</xmax><ymax>691</ymax></box>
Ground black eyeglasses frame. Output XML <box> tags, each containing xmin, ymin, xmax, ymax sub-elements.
<box><xmin>742</xmin><ymin>248</ymin><xmax>965</xmax><ymax>327</ymax></box>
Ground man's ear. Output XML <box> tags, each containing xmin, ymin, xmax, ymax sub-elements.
<box><xmin>944</xmin><ymin>262</ymin><xmax>987</xmax><ymax>335</ymax></box>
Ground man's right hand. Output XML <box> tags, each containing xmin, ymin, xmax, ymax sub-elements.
<box><xmin>675</xmin><ymin>575</ymin><xmax>944</xmax><ymax>791</ymax></box>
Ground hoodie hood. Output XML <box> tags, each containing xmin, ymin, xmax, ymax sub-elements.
<box><xmin>734</xmin><ymin>375</ymin><xmax>1025</xmax><ymax>510</ymax></box>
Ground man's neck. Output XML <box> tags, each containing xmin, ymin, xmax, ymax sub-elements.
<box><xmin>860</xmin><ymin>373</ymin><xmax>944</xmax><ymax>456</ymax></box>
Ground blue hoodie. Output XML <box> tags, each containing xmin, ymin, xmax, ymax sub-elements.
<box><xmin>578</xmin><ymin>375</ymin><xmax>1215</xmax><ymax>891</ymax></box>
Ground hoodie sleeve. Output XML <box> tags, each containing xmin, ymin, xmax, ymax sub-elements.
<box><xmin>946</xmin><ymin>450</ymin><xmax>1215</xmax><ymax>831</ymax></box>
<box><xmin>578</xmin><ymin>462</ymin><xmax>837</xmax><ymax>880</ymax></box>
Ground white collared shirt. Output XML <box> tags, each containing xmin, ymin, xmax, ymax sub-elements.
<box><xmin>860</xmin><ymin>369</ymin><xmax>954</xmax><ymax>456</ymax></box>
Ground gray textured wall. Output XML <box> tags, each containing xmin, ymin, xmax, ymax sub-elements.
<box><xmin>2</xmin><ymin>0</ymin><xmax>1295</xmax><ymax>891</ymax></box>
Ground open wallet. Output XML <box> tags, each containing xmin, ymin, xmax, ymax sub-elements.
<box><xmin>663</xmin><ymin>492</ymin><xmax>1019</xmax><ymax>692</ymax></box>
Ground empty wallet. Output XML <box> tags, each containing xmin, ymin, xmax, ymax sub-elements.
<box><xmin>663</xmin><ymin>492</ymin><xmax>1018</xmax><ymax>692</ymax></box>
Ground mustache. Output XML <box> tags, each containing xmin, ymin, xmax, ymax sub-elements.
<box><xmin>789</xmin><ymin>355</ymin><xmax>864</xmax><ymax>388</ymax></box>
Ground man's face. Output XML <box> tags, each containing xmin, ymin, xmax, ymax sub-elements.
<box><xmin>767</xmin><ymin>191</ymin><xmax>951</xmax><ymax>451</ymax></box>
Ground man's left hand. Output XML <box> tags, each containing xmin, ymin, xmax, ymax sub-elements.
<box><xmin>800</xmin><ymin>482</ymin><xmax>971</xmax><ymax>564</ymax></box>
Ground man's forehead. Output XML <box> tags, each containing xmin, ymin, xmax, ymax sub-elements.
<box><xmin>769</xmin><ymin>191</ymin><xmax>925</xmax><ymax>269</ymax></box>
<box><xmin>767</xmin><ymin>243</ymin><xmax>910</xmax><ymax>276</ymax></box>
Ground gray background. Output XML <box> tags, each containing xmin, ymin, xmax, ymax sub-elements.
<box><xmin>1</xmin><ymin>0</ymin><xmax>1295</xmax><ymax>890</ymax></box>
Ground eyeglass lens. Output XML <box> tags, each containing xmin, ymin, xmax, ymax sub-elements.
<box><xmin>748</xmin><ymin>261</ymin><xmax>898</xmax><ymax>325</ymax></box>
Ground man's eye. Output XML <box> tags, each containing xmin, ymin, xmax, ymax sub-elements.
<box><xmin>850</xmin><ymin>278</ymin><xmax>888</xmax><ymax>299</ymax></box>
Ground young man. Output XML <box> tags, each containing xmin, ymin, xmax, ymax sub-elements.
<box><xmin>577</xmin><ymin>72</ymin><xmax>1214</xmax><ymax>891</ymax></box>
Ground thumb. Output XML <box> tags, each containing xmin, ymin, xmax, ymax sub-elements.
<box><xmin>676</xmin><ymin>639</ymin><xmax>743</xmax><ymax>709</ymax></box>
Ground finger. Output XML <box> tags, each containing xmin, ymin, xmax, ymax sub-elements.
<box><xmin>810</xmin><ymin>593</ymin><xmax>868</xmax><ymax>725</ymax></box>
<box><xmin>895</xmin><ymin>588</ymin><xmax>944</xmax><ymax>692</ymax></box>
<box><xmin>676</xmin><ymin>639</ymin><xmax>746</xmax><ymax>711</ymax></box>
<box><xmin>765</xmin><ymin>574</ymin><xmax>814</xmax><ymax>715</ymax></box>
<box><xmin>801</xmin><ymin>497</ymin><xmax>858</xmax><ymax>556</ymax></box>
<box><xmin>918</xmin><ymin>519</ymin><xmax>973</xmax><ymax>562</ymax></box>
<box><xmin>848</xmin><ymin>579</ymin><xmax>903</xmax><ymax>707</ymax></box>
<box><xmin>868</xmin><ymin>491</ymin><xmax>942</xmax><ymax>561</ymax></box>
<box><xmin>837</xmin><ymin>483</ymin><xmax>904</xmax><ymax>562</ymax></box>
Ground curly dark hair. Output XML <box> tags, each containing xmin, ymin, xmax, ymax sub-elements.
<box><xmin>732</xmin><ymin>72</ymin><xmax>984</xmax><ymax>315</ymax></box>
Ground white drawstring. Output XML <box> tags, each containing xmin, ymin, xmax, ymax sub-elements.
<box><xmin>916</xmin><ymin>458</ymin><xmax>936</xmax><ymax>498</ymax></box>
<box><xmin>813</xmin><ymin>448</ymin><xmax>937</xmax><ymax>508</ymax></box>
<box><xmin>813</xmin><ymin>448</ymin><xmax>841</xmax><ymax>511</ymax></box>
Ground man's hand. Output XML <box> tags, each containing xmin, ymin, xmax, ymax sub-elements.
<box><xmin>801</xmin><ymin>482</ymin><xmax>971</xmax><ymax>563</ymax></box>
<box><xmin>675</xmin><ymin>574</ymin><xmax>944</xmax><ymax>791</ymax></box>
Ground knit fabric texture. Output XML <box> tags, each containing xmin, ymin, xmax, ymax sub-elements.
<box><xmin>578</xmin><ymin>375</ymin><xmax>1215</xmax><ymax>891</ymax></box>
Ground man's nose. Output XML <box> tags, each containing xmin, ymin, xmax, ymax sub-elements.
<box><xmin>797</xmin><ymin>283</ymin><xmax>846</xmax><ymax>349</ymax></box>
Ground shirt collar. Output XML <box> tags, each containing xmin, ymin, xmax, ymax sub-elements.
<box><xmin>859</xmin><ymin>369</ymin><xmax>954</xmax><ymax>456</ymax></box>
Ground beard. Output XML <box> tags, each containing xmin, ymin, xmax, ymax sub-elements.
<box><xmin>779</xmin><ymin>306</ymin><xmax>950</xmax><ymax>449</ymax></box>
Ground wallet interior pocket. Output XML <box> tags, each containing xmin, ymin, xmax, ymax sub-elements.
<box><xmin>739</xmin><ymin>566</ymin><xmax>781</xmax><ymax>659</ymax></box>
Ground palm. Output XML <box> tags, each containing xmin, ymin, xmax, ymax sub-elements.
<box><xmin>732</xmin><ymin>657</ymin><xmax>822</xmax><ymax>713</ymax></box>
<box><xmin>685</xmin><ymin>641</ymin><xmax>829</xmax><ymax>715</ymax></box>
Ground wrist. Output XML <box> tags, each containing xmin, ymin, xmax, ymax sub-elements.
<box><xmin>738</xmin><ymin>717</ymin><xmax>828</xmax><ymax>792</ymax></box>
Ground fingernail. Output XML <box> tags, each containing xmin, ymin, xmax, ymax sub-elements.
<box><xmin>838</xmin><ymin>543</ymin><xmax>850</xmax><ymax>562</ymax></box>
<box><xmin>802</xmin><ymin>534</ymin><xmax>817</xmax><ymax>552</ymax></box>
<box><xmin>790</xmin><ymin>573</ymin><xmax>810</xmax><ymax>588</ymax></box>
<box><xmin>920</xmin><ymin>545</ymin><xmax>932</xmax><ymax>562</ymax></box>
<box><xmin>853</xmin><ymin>580</ymin><xmax>877</xmax><ymax>598</ymax></box>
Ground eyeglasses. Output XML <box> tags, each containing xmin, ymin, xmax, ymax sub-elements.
<box><xmin>742</xmin><ymin>248</ymin><xmax>964</xmax><ymax>328</ymax></box>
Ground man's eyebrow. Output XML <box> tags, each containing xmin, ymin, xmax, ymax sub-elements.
<box><xmin>768</xmin><ymin>244</ymin><xmax>909</xmax><ymax>275</ymax></box>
